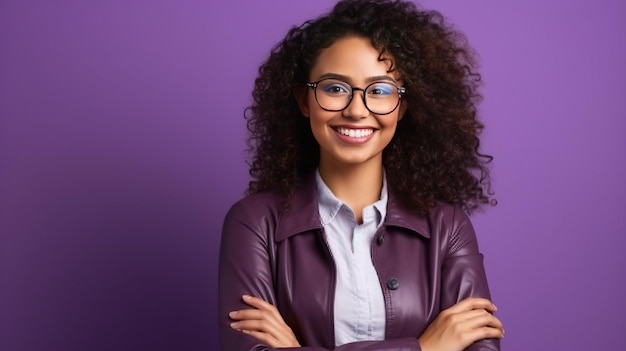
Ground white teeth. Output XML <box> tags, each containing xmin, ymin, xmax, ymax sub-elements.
<box><xmin>336</xmin><ymin>127</ymin><xmax>373</xmax><ymax>138</ymax></box>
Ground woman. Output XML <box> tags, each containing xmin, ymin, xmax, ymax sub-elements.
<box><xmin>219</xmin><ymin>0</ymin><xmax>504</xmax><ymax>350</ymax></box>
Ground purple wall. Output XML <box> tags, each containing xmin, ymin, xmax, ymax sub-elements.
<box><xmin>1</xmin><ymin>0</ymin><xmax>624</xmax><ymax>350</ymax></box>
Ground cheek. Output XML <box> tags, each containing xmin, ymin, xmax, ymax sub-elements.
<box><xmin>382</xmin><ymin>116</ymin><xmax>400</xmax><ymax>131</ymax></box>
<box><xmin>309</xmin><ymin>114</ymin><xmax>329</xmax><ymax>137</ymax></box>
<box><xmin>307</xmin><ymin>112</ymin><xmax>323</xmax><ymax>134</ymax></box>
<box><xmin>308</xmin><ymin>111</ymin><xmax>338</xmax><ymax>145</ymax></box>
<box><xmin>380</xmin><ymin>119</ymin><xmax>400</xmax><ymax>145</ymax></box>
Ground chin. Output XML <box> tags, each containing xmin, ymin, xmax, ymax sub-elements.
<box><xmin>329</xmin><ymin>152</ymin><xmax>382</xmax><ymax>167</ymax></box>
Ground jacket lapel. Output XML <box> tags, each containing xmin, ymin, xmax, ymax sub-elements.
<box><xmin>276</xmin><ymin>172</ymin><xmax>432</xmax><ymax>241</ymax></box>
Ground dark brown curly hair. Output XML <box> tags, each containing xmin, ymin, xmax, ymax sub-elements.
<box><xmin>245</xmin><ymin>0</ymin><xmax>495</xmax><ymax>215</ymax></box>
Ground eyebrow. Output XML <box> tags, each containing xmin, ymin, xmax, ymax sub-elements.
<box><xmin>315</xmin><ymin>73</ymin><xmax>398</xmax><ymax>84</ymax></box>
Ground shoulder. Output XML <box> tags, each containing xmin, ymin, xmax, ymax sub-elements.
<box><xmin>223</xmin><ymin>190</ymin><xmax>284</xmax><ymax>228</ymax></box>
<box><xmin>226</xmin><ymin>191</ymin><xmax>284</xmax><ymax>216</ymax></box>
<box><xmin>221</xmin><ymin>191</ymin><xmax>286</xmax><ymax>247</ymax></box>
<box><xmin>427</xmin><ymin>202</ymin><xmax>472</xmax><ymax>229</ymax></box>
<box><xmin>223</xmin><ymin>174</ymin><xmax>321</xmax><ymax>243</ymax></box>
<box><xmin>427</xmin><ymin>202</ymin><xmax>479</xmax><ymax>256</ymax></box>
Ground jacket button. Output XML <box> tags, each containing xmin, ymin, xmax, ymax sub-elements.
<box><xmin>377</xmin><ymin>235</ymin><xmax>384</xmax><ymax>245</ymax></box>
<box><xmin>387</xmin><ymin>278</ymin><xmax>399</xmax><ymax>290</ymax></box>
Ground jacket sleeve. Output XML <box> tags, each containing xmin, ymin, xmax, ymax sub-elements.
<box><xmin>218</xmin><ymin>198</ymin><xmax>279</xmax><ymax>350</ymax></box>
<box><xmin>440</xmin><ymin>207</ymin><xmax>501</xmax><ymax>351</ymax></box>
<box><xmin>218</xmin><ymin>198</ymin><xmax>424</xmax><ymax>351</ymax></box>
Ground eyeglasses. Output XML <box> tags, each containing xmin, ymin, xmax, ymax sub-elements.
<box><xmin>306</xmin><ymin>78</ymin><xmax>406</xmax><ymax>115</ymax></box>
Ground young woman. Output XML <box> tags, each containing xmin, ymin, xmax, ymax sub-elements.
<box><xmin>218</xmin><ymin>0</ymin><xmax>504</xmax><ymax>350</ymax></box>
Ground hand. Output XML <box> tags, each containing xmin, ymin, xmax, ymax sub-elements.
<box><xmin>229</xmin><ymin>295</ymin><xmax>301</xmax><ymax>348</ymax></box>
<box><xmin>418</xmin><ymin>297</ymin><xmax>504</xmax><ymax>351</ymax></box>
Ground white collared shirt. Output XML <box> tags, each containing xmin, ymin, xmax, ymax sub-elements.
<box><xmin>315</xmin><ymin>170</ymin><xmax>387</xmax><ymax>346</ymax></box>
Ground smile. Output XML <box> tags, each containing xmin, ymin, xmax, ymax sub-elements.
<box><xmin>334</xmin><ymin>127</ymin><xmax>374</xmax><ymax>138</ymax></box>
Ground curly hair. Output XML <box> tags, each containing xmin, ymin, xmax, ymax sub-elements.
<box><xmin>245</xmin><ymin>0</ymin><xmax>495</xmax><ymax>215</ymax></box>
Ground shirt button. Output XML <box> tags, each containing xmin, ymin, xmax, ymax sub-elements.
<box><xmin>377</xmin><ymin>235</ymin><xmax>384</xmax><ymax>245</ymax></box>
<box><xmin>387</xmin><ymin>278</ymin><xmax>400</xmax><ymax>290</ymax></box>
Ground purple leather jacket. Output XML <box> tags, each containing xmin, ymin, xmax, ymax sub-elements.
<box><xmin>218</xmin><ymin>173</ymin><xmax>500</xmax><ymax>351</ymax></box>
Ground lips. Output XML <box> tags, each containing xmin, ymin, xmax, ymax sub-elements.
<box><xmin>333</xmin><ymin>127</ymin><xmax>375</xmax><ymax>138</ymax></box>
<box><xmin>331</xmin><ymin>126</ymin><xmax>377</xmax><ymax>144</ymax></box>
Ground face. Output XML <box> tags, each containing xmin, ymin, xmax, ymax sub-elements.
<box><xmin>297</xmin><ymin>36</ymin><xmax>406</xmax><ymax>170</ymax></box>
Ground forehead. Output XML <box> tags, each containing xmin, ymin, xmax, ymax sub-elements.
<box><xmin>309</xmin><ymin>36</ymin><xmax>398</xmax><ymax>81</ymax></box>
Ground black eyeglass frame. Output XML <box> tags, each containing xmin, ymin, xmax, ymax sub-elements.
<box><xmin>306</xmin><ymin>78</ymin><xmax>407</xmax><ymax>115</ymax></box>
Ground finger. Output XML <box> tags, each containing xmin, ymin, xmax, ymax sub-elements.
<box><xmin>447</xmin><ymin>307</ymin><xmax>495</xmax><ymax>323</ymax></box>
<box><xmin>229</xmin><ymin>307</ymin><xmax>293</xmax><ymax>336</ymax></box>
<box><xmin>445</xmin><ymin>297</ymin><xmax>497</xmax><ymax>314</ymax></box>
<box><xmin>229</xmin><ymin>308</ymin><xmax>265</xmax><ymax>321</ymax></box>
<box><xmin>460</xmin><ymin>312</ymin><xmax>504</xmax><ymax>333</ymax></box>
<box><xmin>241</xmin><ymin>295</ymin><xmax>286</xmax><ymax>325</ymax></box>
<box><xmin>229</xmin><ymin>309</ymin><xmax>285</xmax><ymax>332</ymax></box>
<box><xmin>241</xmin><ymin>295</ymin><xmax>273</xmax><ymax>309</ymax></box>
<box><xmin>231</xmin><ymin>319</ymin><xmax>294</xmax><ymax>345</ymax></box>
<box><xmin>231</xmin><ymin>318</ymin><xmax>280</xmax><ymax>333</ymax></box>
<box><xmin>242</xmin><ymin>296</ymin><xmax>283</xmax><ymax>318</ymax></box>
<box><xmin>461</xmin><ymin>325</ymin><xmax>505</xmax><ymax>344</ymax></box>
<box><xmin>231</xmin><ymin>296</ymin><xmax>300</xmax><ymax>347</ymax></box>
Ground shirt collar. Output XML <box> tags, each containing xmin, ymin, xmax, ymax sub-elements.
<box><xmin>315</xmin><ymin>169</ymin><xmax>387</xmax><ymax>227</ymax></box>
<box><xmin>275</xmin><ymin>171</ymin><xmax>430</xmax><ymax>242</ymax></box>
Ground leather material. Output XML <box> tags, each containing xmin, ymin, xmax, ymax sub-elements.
<box><xmin>218</xmin><ymin>173</ymin><xmax>500</xmax><ymax>351</ymax></box>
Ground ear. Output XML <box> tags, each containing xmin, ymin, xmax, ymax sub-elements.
<box><xmin>293</xmin><ymin>85</ymin><xmax>310</xmax><ymax>118</ymax></box>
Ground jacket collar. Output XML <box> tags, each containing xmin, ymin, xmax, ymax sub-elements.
<box><xmin>275</xmin><ymin>172</ymin><xmax>431</xmax><ymax>242</ymax></box>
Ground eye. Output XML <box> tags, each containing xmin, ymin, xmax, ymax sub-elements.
<box><xmin>318</xmin><ymin>80</ymin><xmax>351</xmax><ymax>95</ymax></box>
<box><xmin>367</xmin><ymin>83</ymin><xmax>394</xmax><ymax>96</ymax></box>
<box><xmin>325</xmin><ymin>85</ymin><xmax>348</xmax><ymax>94</ymax></box>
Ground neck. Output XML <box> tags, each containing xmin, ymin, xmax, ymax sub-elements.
<box><xmin>318</xmin><ymin>158</ymin><xmax>383</xmax><ymax>223</ymax></box>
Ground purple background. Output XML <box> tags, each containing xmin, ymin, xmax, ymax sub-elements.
<box><xmin>1</xmin><ymin>0</ymin><xmax>624</xmax><ymax>350</ymax></box>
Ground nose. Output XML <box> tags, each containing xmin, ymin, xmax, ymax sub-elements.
<box><xmin>342</xmin><ymin>89</ymin><xmax>369</xmax><ymax>119</ymax></box>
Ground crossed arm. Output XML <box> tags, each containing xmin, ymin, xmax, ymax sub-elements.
<box><xmin>229</xmin><ymin>295</ymin><xmax>503</xmax><ymax>350</ymax></box>
<box><xmin>219</xmin><ymin>201</ymin><xmax>503</xmax><ymax>351</ymax></box>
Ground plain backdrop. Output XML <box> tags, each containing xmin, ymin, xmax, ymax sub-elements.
<box><xmin>1</xmin><ymin>0</ymin><xmax>625</xmax><ymax>350</ymax></box>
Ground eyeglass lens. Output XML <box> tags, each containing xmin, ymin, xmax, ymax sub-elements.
<box><xmin>314</xmin><ymin>79</ymin><xmax>401</xmax><ymax>114</ymax></box>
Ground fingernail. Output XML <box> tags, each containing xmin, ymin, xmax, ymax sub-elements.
<box><xmin>228</xmin><ymin>311</ymin><xmax>237</xmax><ymax>318</ymax></box>
<box><xmin>242</xmin><ymin>295</ymin><xmax>251</xmax><ymax>300</ymax></box>
<box><xmin>230</xmin><ymin>322</ymin><xmax>239</xmax><ymax>328</ymax></box>
<box><xmin>492</xmin><ymin>304</ymin><xmax>498</xmax><ymax>311</ymax></box>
